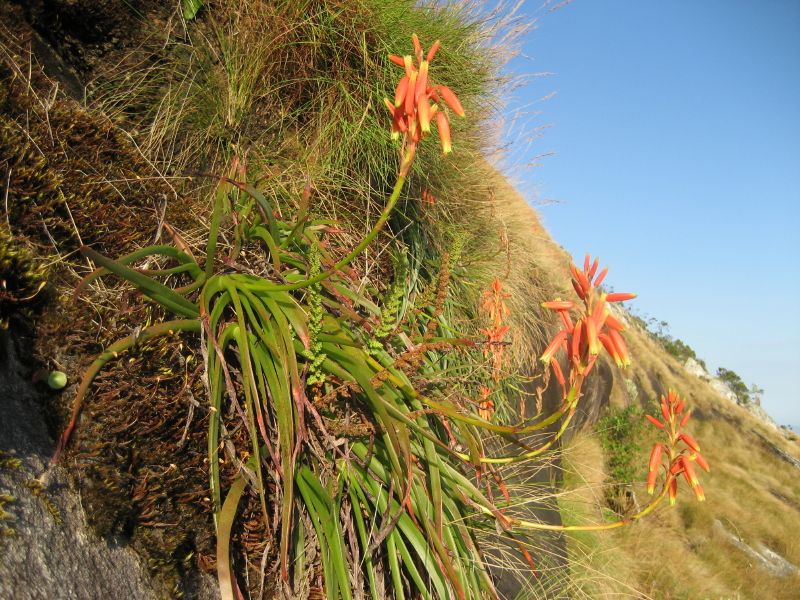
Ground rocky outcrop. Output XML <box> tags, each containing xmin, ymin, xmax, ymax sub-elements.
<box><xmin>712</xmin><ymin>519</ymin><xmax>798</xmax><ymax>578</ymax></box>
<box><xmin>682</xmin><ymin>358</ymin><xmax>783</xmax><ymax>433</ymax></box>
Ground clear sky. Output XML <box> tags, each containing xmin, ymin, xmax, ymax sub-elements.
<box><xmin>498</xmin><ymin>1</ymin><xmax>800</xmax><ymax>424</ymax></box>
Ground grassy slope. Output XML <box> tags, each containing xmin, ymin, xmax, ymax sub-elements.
<box><xmin>486</xmin><ymin>181</ymin><xmax>800</xmax><ymax>599</ymax></box>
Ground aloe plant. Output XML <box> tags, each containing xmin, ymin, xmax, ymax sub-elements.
<box><xmin>50</xmin><ymin>35</ymin><xmax>705</xmax><ymax>600</ymax></box>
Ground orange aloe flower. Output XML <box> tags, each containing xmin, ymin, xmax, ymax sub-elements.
<box><xmin>386</xmin><ymin>34</ymin><xmax>467</xmax><ymax>174</ymax></box>
<box><xmin>480</xmin><ymin>278</ymin><xmax>512</xmax><ymax>381</ymax></box>
<box><xmin>539</xmin><ymin>255</ymin><xmax>635</xmax><ymax>401</ymax></box>
<box><xmin>421</xmin><ymin>188</ymin><xmax>437</xmax><ymax>205</ymax></box>
<box><xmin>645</xmin><ymin>389</ymin><xmax>709</xmax><ymax>502</ymax></box>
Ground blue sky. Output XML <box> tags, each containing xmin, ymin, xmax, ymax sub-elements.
<box><xmin>499</xmin><ymin>1</ymin><xmax>800</xmax><ymax>424</ymax></box>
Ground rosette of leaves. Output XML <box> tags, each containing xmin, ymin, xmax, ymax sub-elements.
<box><xmin>56</xmin><ymin>174</ymin><xmax>515</xmax><ymax>600</ymax></box>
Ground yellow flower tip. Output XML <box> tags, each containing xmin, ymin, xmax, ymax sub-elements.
<box><xmin>694</xmin><ymin>485</ymin><xmax>706</xmax><ymax>502</ymax></box>
<box><xmin>669</xmin><ymin>497</ymin><xmax>677</xmax><ymax>507</ymax></box>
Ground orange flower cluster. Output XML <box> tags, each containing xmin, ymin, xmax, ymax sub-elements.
<box><xmin>540</xmin><ymin>255</ymin><xmax>636</xmax><ymax>401</ymax></box>
<box><xmin>645</xmin><ymin>390</ymin><xmax>709</xmax><ymax>503</ymax></box>
<box><xmin>386</xmin><ymin>34</ymin><xmax>466</xmax><ymax>175</ymax></box>
<box><xmin>480</xmin><ymin>278</ymin><xmax>511</xmax><ymax>381</ymax></box>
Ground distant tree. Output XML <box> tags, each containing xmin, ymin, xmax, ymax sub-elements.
<box><xmin>716</xmin><ymin>367</ymin><xmax>751</xmax><ymax>405</ymax></box>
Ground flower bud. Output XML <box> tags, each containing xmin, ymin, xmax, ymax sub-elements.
<box><xmin>678</xmin><ymin>433</ymin><xmax>700</xmax><ymax>453</ymax></box>
<box><xmin>438</xmin><ymin>85</ymin><xmax>466</xmax><ymax>117</ymax></box>
<box><xmin>435</xmin><ymin>111</ymin><xmax>452</xmax><ymax>154</ymax></box>
<box><xmin>540</xmin><ymin>330</ymin><xmax>568</xmax><ymax>364</ymax></box>
<box><xmin>542</xmin><ymin>300</ymin><xmax>575</xmax><ymax>311</ymax></box>
<box><xmin>648</xmin><ymin>443</ymin><xmax>663</xmax><ymax>473</ymax></box>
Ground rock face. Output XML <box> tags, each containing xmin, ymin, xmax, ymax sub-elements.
<box><xmin>682</xmin><ymin>358</ymin><xmax>782</xmax><ymax>432</ymax></box>
<box><xmin>0</xmin><ymin>332</ymin><xmax>157</xmax><ymax>599</ymax></box>
<box><xmin>713</xmin><ymin>519</ymin><xmax>798</xmax><ymax>578</ymax></box>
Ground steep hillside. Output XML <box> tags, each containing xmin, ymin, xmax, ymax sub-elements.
<box><xmin>1</xmin><ymin>2</ymin><xmax>798</xmax><ymax>599</ymax></box>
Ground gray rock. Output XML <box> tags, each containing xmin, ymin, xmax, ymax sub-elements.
<box><xmin>712</xmin><ymin>519</ymin><xmax>798</xmax><ymax>577</ymax></box>
<box><xmin>683</xmin><ymin>357</ymin><xmax>708</xmax><ymax>379</ymax></box>
<box><xmin>0</xmin><ymin>330</ymin><xmax>202</xmax><ymax>600</ymax></box>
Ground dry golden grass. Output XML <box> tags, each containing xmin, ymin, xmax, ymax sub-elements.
<box><xmin>556</xmin><ymin>311</ymin><xmax>800</xmax><ymax>599</ymax></box>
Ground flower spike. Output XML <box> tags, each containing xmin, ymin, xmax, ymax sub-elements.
<box><xmin>645</xmin><ymin>390</ymin><xmax>708</xmax><ymax>505</ymax></box>
<box><xmin>387</xmin><ymin>36</ymin><xmax>466</xmax><ymax>164</ymax></box>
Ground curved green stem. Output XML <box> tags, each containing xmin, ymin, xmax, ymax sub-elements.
<box><xmin>482</xmin><ymin>483</ymin><xmax>670</xmax><ymax>532</ymax></box>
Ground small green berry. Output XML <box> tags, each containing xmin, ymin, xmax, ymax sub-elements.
<box><xmin>47</xmin><ymin>371</ymin><xmax>68</xmax><ymax>390</ymax></box>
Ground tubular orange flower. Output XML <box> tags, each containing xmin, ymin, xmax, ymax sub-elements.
<box><xmin>426</xmin><ymin>40</ymin><xmax>441</xmax><ymax>62</ymax></box>
<box><xmin>585</xmin><ymin>316</ymin><xmax>600</xmax><ymax>355</ymax></box>
<box><xmin>692</xmin><ymin>452</ymin><xmax>710</xmax><ymax>473</ymax></box>
<box><xmin>593</xmin><ymin>267</ymin><xmax>609</xmax><ymax>288</ymax></box>
<box><xmin>591</xmin><ymin>295</ymin><xmax>607</xmax><ymax>322</ymax></box>
<box><xmin>576</xmin><ymin>270</ymin><xmax>591</xmax><ymax>296</ymax></box>
<box><xmin>646</xmin><ymin>468</ymin><xmax>659</xmax><ymax>495</ymax></box>
<box><xmin>669</xmin><ymin>478</ymin><xmax>678</xmax><ymax>506</ymax></box>
<box><xmin>435</xmin><ymin>111</ymin><xmax>452</xmax><ymax>154</ymax></box>
<box><xmin>404</xmin><ymin>71</ymin><xmax>417</xmax><ymax>115</ymax></box>
<box><xmin>679</xmin><ymin>409</ymin><xmax>692</xmax><ymax>428</ymax></box>
<box><xmin>394</xmin><ymin>76</ymin><xmax>409</xmax><ymax>107</ymax></box>
<box><xmin>606</xmin><ymin>292</ymin><xmax>637</xmax><ymax>302</ymax></box>
<box><xmin>582</xmin><ymin>355</ymin><xmax>598</xmax><ymax>377</ymax></box>
<box><xmin>540</xmin><ymin>329</ymin><xmax>568</xmax><ymax>364</ymax></box>
<box><xmin>693</xmin><ymin>484</ymin><xmax>706</xmax><ymax>502</ymax></box>
<box><xmin>415</xmin><ymin>60</ymin><xmax>429</xmax><ymax>100</ymax></box>
<box><xmin>648</xmin><ymin>443</ymin><xmax>663</xmax><ymax>474</ymax></box>
<box><xmin>558</xmin><ymin>309</ymin><xmax>574</xmax><ymax>332</ymax></box>
<box><xmin>645</xmin><ymin>414</ymin><xmax>665</xmax><ymax>429</ymax></box>
<box><xmin>571</xmin><ymin>278</ymin><xmax>586</xmax><ymax>300</ymax></box>
<box><xmin>607</xmin><ymin>329</ymin><xmax>630</xmax><ymax>366</ymax></box>
<box><xmin>604</xmin><ymin>314</ymin><xmax>624</xmax><ymax>331</ymax></box>
<box><xmin>588</xmin><ymin>257</ymin><xmax>599</xmax><ymax>280</ymax></box>
<box><xmin>389</xmin><ymin>54</ymin><xmax>405</xmax><ymax>67</ymax></box>
<box><xmin>682</xmin><ymin>458</ymin><xmax>700</xmax><ymax>487</ymax></box>
<box><xmin>412</xmin><ymin>33</ymin><xmax>423</xmax><ymax>62</ymax></box>
<box><xmin>599</xmin><ymin>333</ymin><xmax>622</xmax><ymax>367</ymax></box>
<box><xmin>418</xmin><ymin>95</ymin><xmax>432</xmax><ymax>132</ymax></box>
<box><xmin>660</xmin><ymin>399</ymin><xmax>671</xmax><ymax>422</ymax></box>
<box><xmin>542</xmin><ymin>300</ymin><xmax>575</xmax><ymax>311</ymax></box>
<box><xmin>551</xmin><ymin>357</ymin><xmax>566</xmax><ymax>390</ymax></box>
<box><xmin>438</xmin><ymin>84</ymin><xmax>466</xmax><ymax>117</ymax></box>
<box><xmin>678</xmin><ymin>432</ymin><xmax>701</xmax><ymax>453</ymax></box>
<box><xmin>570</xmin><ymin>320</ymin><xmax>583</xmax><ymax>360</ymax></box>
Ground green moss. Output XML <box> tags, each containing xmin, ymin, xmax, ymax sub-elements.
<box><xmin>0</xmin><ymin>229</ymin><xmax>48</xmax><ymax>327</ymax></box>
